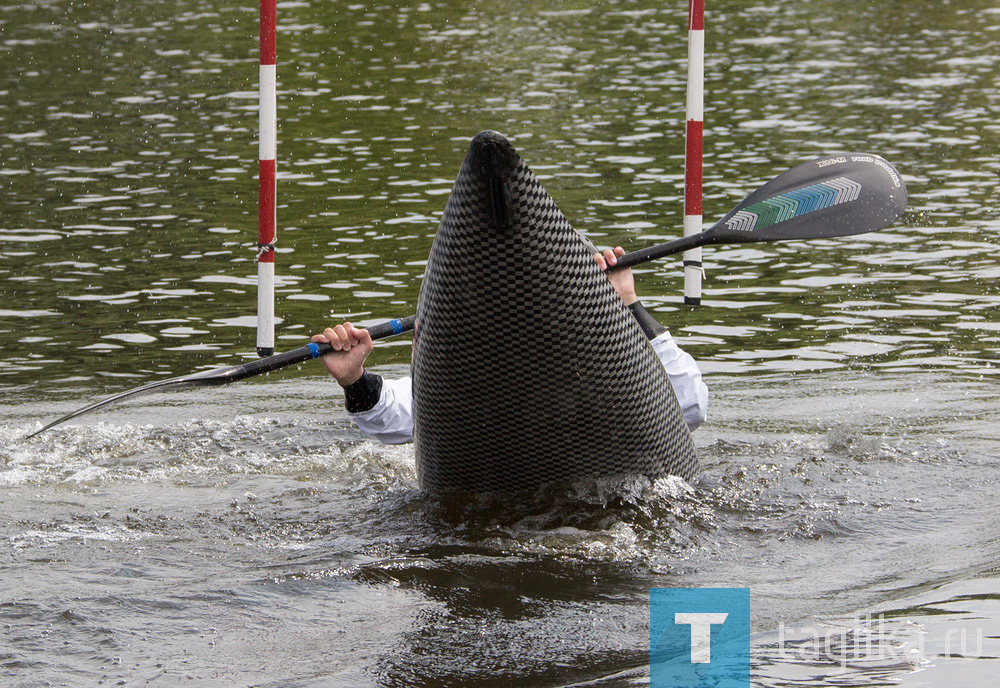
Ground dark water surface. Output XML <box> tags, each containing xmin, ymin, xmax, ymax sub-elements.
<box><xmin>1</xmin><ymin>1</ymin><xmax>998</xmax><ymax>686</ymax></box>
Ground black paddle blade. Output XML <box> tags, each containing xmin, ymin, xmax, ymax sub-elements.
<box><xmin>25</xmin><ymin>317</ymin><xmax>421</xmax><ymax>438</ymax></box>
<box><xmin>25</xmin><ymin>365</ymin><xmax>245</xmax><ymax>438</ymax></box>
<box><xmin>705</xmin><ymin>153</ymin><xmax>907</xmax><ymax>245</ymax></box>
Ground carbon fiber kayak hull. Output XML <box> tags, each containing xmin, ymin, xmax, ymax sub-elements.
<box><xmin>412</xmin><ymin>131</ymin><xmax>698</xmax><ymax>493</ymax></box>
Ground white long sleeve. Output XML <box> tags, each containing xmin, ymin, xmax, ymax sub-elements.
<box><xmin>347</xmin><ymin>376</ymin><xmax>415</xmax><ymax>444</ymax></box>
<box><xmin>349</xmin><ymin>334</ymin><xmax>707</xmax><ymax>442</ymax></box>
<box><xmin>649</xmin><ymin>330</ymin><xmax>708</xmax><ymax>430</ymax></box>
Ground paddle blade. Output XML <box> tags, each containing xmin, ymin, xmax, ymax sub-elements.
<box><xmin>705</xmin><ymin>153</ymin><xmax>907</xmax><ymax>245</ymax></box>
<box><xmin>25</xmin><ymin>365</ymin><xmax>245</xmax><ymax>438</ymax></box>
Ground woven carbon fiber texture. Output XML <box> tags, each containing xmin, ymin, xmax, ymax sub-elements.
<box><xmin>412</xmin><ymin>131</ymin><xmax>699</xmax><ymax>493</ymax></box>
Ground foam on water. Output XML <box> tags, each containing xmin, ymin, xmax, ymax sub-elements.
<box><xmin>3</xmin><ymin>416</ymin><xmax>417</xmax><ymax>490</ymax></box>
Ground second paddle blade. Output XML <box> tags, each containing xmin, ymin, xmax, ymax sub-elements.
<box><xmin>707</xmin><ymin>153</ymin><xmax>907</xmax><ymax>245</ymax></box>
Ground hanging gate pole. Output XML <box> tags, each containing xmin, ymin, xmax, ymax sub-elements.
<box><xmin>683</xmin><ymin>0</ymin><xmax>705</xmax><ymax>306</ymax></box>
<box><xmin>257</xmin><ymin>0</ymin><xmax>277</xmax><ymax>356</ymax></box>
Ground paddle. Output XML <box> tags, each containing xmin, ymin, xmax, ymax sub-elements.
<box><xmin>26</xmin><ymin>152</ymin><xmax>905</xmax><ymax>438</ymax></box>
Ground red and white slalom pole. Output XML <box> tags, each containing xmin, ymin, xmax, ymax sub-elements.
<box><xmin>257</xmin><ymin>0</ymin><xmax>277</xmax><ymax>356</ymax></box>
<box><xmin>683</xmin><ymin>0</ymin><xmax>705</xmax><ymax>306</ymax></box>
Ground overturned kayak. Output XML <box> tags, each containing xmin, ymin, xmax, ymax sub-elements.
<box><xmin>411</xmin><ymin>131</ymin><xmax>698</xmax><ymax>493</ymax></box>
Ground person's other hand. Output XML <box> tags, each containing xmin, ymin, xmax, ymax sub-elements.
<box><xmin>594</xmin><ymin>246</ymin><xmax>638</xmax><ymax>306</ymax></box>
<box><xmin>310</xmin><ymin>322</ymin><xmax>373</xmax><ymax>386</ymax></box>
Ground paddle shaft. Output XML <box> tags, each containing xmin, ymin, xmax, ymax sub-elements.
<box><xmin>235</xmin><ymin>315</ymin><xmax>417</xmax><ymax>379</ymax></box>
<box><xmin>612</xmin><ymin>233</ymin><xmax>707</xmax><ymax>271</ymax></box>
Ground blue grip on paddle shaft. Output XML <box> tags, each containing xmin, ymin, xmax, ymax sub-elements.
<box><xmin>366</xmin><ymin>315</ymin><xmax>417</xmax><ymax>341</ymax></box>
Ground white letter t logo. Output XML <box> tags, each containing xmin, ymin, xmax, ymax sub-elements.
<box><xmin>674</xmin><ymin>613</ymin><xmax>729</xmax><ymax>663</ymax></box>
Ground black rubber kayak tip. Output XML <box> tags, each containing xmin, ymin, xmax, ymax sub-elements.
<box><xmin>467</xmin><ymin>130</ymin><xmax>518</xmax><ymax>233</ymax></box>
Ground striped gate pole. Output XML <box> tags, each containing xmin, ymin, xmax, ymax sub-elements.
<box><xmin>257</xmin><ymin>0</ymin><xmax>277</xmax><ymax>356</ymax></box>
<box><xmin>683</xmin><ymin>0</ymin><xmax>705</xmax><ymax>306</ymax></box>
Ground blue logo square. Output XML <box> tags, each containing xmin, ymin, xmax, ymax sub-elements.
<box><xmin>650</xmin><ymin>588</ymin><xmax>752</xmax><ymax>688</ymax></box>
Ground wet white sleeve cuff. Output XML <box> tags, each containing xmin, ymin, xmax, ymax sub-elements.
<box><xmin>650</xmin><ymin>331</ymin><xmax>708</xmax><ymax>431</ymax></box>
<box><xmin>348</xmin><ymin>376</ymin><xmax>414</xmax><ymax>444</ymax></box>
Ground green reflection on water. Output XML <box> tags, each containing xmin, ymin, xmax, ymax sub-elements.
<box><xmin>1</xmin><ymin>0</ymin><xmax>997</xmax><ymax>395</ymax></box>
